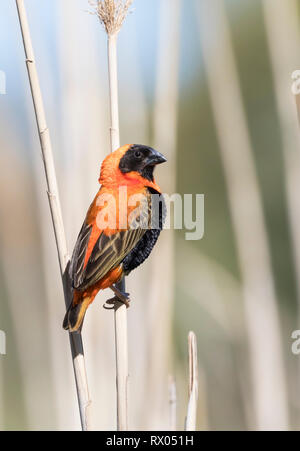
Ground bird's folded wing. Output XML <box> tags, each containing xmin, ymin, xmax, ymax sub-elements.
<box><xmin>70</xmin><ymin>222</ymin><xmax>147</xmax><ymax>291</ymax></box>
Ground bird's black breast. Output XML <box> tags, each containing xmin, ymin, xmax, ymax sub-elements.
<box><xmin>122</xmin><ymin>188</ymin><xmax>166</xmax><ymax>275</ymax></box>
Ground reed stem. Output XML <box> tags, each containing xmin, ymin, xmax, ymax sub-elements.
<box><xmin>108</xmin><ymin>33</ymin><xmax>121</xmax><ymax>151</ymax></box>
<box><xmin>293</xmin><ymin>71</ymin><xmax>300</xmax><ymax>127</ymax></box>
<box><xmin>185</xmin><ymin>332</ymin><xmax>198</xmax><ymax>431</ymax></box>
<box><xmin>108</xmin><ymin>30</ymin><xmax>128</xmax><ymax>432</ymax></box>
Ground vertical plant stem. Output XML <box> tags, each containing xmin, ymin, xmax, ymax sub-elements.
<box><xmin>108</xmin><ymin>34</ymin><xmax>121</xmax><ymax>151</ymax></box>
<box><xmin>107</xmin><ymin>32</ymin><xmax>128</xmax><ymax>432</ymax></box>
<box><xmin>197</xmin><ymin>0</ymin><xmax>288</xmax><ymax>430</ymax></box>
<box><xmin>16</xmin><ymin>0</ymin><xmax>91</xmax><ymax>431</ymax></box>
<box><xmin>294</xmin><ymin>73</ymin><xmax>300</xmax><ymax>127</ymax></box>
<box><xmin>185</xmin><ymin>332</ymin><xmax>198</xmax><ymax>431</ymax></box>
<box><xmin>114</xmin><ymin>299</ymin><xmax>128</xmax><ymax>431</ymax></box>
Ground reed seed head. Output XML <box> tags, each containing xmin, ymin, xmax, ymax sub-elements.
<box><xmin>89</xmin><ymin>0</ymin><xmax>133</xmax><ymax>36</ymax></box>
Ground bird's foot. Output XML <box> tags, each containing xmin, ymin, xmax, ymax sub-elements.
<box><xmin>111</xmin><ymin>285</ymin><xmax>131</xmax><ymax>305</ymax></box>
<box><xmin>103</xmin><ymin>286</ymin><xmax>131</xmax><ymax>310</ymax></box>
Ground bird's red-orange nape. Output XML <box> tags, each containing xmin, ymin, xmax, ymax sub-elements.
<box><xmin>63</xmin><ymin>144</ymin><xmax>167</xmax><ymax>332</ymax></box>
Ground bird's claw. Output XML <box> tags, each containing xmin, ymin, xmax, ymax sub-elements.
<box><xmin>103</xmin><ymin>298</ymin><xmax>115</xmax><ymax>310</ymax></box>
<box><xmin>103</xmin><ymin>288</ymin><xmax>131</xmax><ymax>310</ymax></box>
<box><xmin>111</xmin><ymin>285</ymin><xmax>131</xmax><ymax>306</ymax></box>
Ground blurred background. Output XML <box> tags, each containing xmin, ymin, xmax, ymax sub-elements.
<box><xmin>0</xmin><ymin>0</ymin><xmax>300</xmax><ymax>431</ymax></box>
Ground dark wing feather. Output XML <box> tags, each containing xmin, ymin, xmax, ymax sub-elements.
<box><xmin>70</xmin><ymin>225</ymin><xmax>147</xmax><ymax>292</ymax></box>
<box><xmin>81</xmin><ymin>228</ymin><xmax>145</xmax><ymax>290</ymax></box>
<box><xmin>69</xmin><ymin>222</ymin><xmax>93</xmax><ymax>289</ymax></box>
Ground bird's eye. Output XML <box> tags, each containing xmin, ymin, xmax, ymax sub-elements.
<box><xmin>134</xmin><ymin>151</ymin><xmax>142</xmax><ymax>159</ymax></box>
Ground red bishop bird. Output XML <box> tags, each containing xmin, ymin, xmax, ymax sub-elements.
<box><xmin>63</xmin><ymin>144</ymin><xmax>167</xmax><ymax>332</ymax></box>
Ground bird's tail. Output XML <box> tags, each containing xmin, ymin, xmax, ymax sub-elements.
<box><xmin>63</xmin><ymin>294</ymin><xmax>91</xmax><ymax>333</ymax></box>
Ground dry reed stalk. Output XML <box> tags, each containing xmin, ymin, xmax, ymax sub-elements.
<box><xmin>197</xmin><ymin>0</ymin><xmax>288</xmax><ymax>430</ymax></box>
<box><xmin>145</xmin><ymin>0</ymin><xmax>181</xmax><ymax>429</ymax></box>
<box><xmin>262</xmin><ymin>0</ymin><xmax>300</xmax><ymax>347</ymax></box>
<box><xmin>293</xmin><ymin>71</ymin><xmax>300</xmax><ymax>127</ymax></box>
<box><xmin>15</xmin><ymin>0</ymin><xmax>92</xmax><ymax>431</ymax></box>
<box><xmin>185</xmin><ymin>332</ymin><xmax>198</xmax><ymax>431</ymax></box>
<box><xmin>90</xmin><ymin>0</ymin><xmax>132</xmax><ymax>431</ymax></box>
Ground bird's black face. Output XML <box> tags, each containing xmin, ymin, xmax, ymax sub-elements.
<box><xmin>119</xmin><ymin>145</ymin><xmax>167</xmax><ymax>182</ymax></box>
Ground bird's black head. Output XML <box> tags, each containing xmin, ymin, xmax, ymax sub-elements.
<box><xmin>119</xmin><ymin>145</ymin><xmax>167</xmax><ymax>182</ymax></box>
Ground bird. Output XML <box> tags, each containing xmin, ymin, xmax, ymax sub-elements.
<box><xmin>63</xmin><ymin>144</ymin><xmax>167</xmax><ymax>332</ymax></box>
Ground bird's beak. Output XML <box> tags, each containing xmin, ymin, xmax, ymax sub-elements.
<box><xmin>146</xmin><ymin>149</ymin><xmax>167</xmax><ymax>166</ymax></box>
